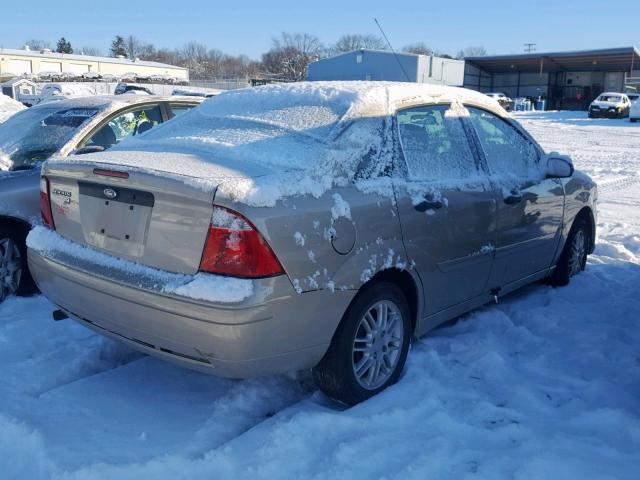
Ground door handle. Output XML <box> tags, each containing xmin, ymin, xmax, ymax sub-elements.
<box><xmin>503</xmin><ymin>194</ymin><xmax>523</xmax><ymax>205</ymax></box>
<box><xmin>414</xmin><ymin>199</ymin><xmax>443</xmax><ymax>212</ymax></box>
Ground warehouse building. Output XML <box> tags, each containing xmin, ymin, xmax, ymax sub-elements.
<box><xmin>308</xmin><ymin>49</ymin><xmax>464</xmax><ymax>86</ymax></box>
<box><xmin>463</xmin><ymin>47</ymin><xmax>640</xmax><ymax>110</ymax></box>
<box><xmin>0</xmin><ymin>47</ymin><xmax>188</xmax><ymax>82</ymax></box>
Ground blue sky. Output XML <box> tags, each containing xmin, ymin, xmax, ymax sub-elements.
<box><xmin>1</xmin><ymin>0</ymin><xmax>638</xmax><ymax>59</ymax></box>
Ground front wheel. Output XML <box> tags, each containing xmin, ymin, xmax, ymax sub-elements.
<box><xmin>313</xmin><ymin>282</ymin><xmax>411</xmax><ymax>406</ymax></box>
<box><xmin>550</xmin><ymin>218</ymin><xmax>589</xmax><ymax>287</ymax></box>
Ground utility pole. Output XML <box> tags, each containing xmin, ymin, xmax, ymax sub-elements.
<box><xmin>524</xmin><ymin>43</ymin><xmax>536</xmax><ymax>53</ymax></box>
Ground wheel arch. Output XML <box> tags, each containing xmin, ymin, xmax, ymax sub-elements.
<box><xmin>337</xmin><ymin>268</ymin><xmax>423</xmax><ymax>338</ymax></box>
<box><xmin>0</xmin><ymin>215</ymin><xmax>32</xmax><ymax>237</ymax></box>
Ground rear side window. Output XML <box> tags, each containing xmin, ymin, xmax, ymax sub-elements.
<box><xmin>85</xmin><ymin>104</ymin><xmax>163</xmax><ymax>150</ymax></box>
<box><xmin>467</xmin><ymin>107</ymin><xmax>540</xmax><ymax>178</ymax></box>
<box><xmin>397</xmin><ymin>105</ymin><xmax>477</xmax><ymax>181</ymax></box>
<box><xmin>169</xmin><ymin>103</ymin><xmax>198</xmax><ymax>118</ymax></box>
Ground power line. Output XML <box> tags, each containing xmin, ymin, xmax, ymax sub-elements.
<box><xmin>524</xmin><ymin>43</ymin><xmax>537</xmax><ymax>53</ymax></box>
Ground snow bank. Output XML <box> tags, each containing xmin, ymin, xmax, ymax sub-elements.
<box><xmin>27</xmin><ymin>226</ymin><xmax>253</xmax><ymax>303</ymax></box>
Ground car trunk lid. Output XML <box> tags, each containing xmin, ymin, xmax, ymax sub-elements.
<box><xmin>44</xmin><ymin>155</ymin><xmax>217</xmax><ymax>275</ymax></box>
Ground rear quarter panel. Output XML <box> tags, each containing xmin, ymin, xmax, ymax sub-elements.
<box><xmin>221</xmin><ymin>185</ymin><xmax>409</xmax><ymax>294</ymax></box>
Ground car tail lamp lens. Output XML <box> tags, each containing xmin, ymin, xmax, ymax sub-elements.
<box><xmin>40</xmin><ymin>176</ymin><xmax>55</xmax><ymax>229</ymax></box>
<box><xmin>199</xmin><ymin>206</ymin><xmax>284</xmax><ymax>278</ymax></box>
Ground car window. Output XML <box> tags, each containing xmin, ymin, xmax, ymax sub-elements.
<box><xmin>169</xmin><ymin>103</ymin><xmax>197</xmax><ymax>118</ymax></box>
<box><xmin>467</xmin><ymin>107</ymin><xmax>540</xmax><ymax>177</ymax></box>
<box><xmin>397</xmin><ymin>104</ymin><xmax>477</xmax><ymax>181</ymax></box>
<box><xmin>85</xmin><ymin>104</ymin><xmax>163</xmax><ymax>150</ymax></box>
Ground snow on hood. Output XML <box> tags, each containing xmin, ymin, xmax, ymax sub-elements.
<box><xmin>0</xmin><ymin>93</ymin><xmax>25</xmax><ymax>124</ymax></box>
<box><xmin>52</xmin><ymin>82</ymin><xmax>504</xmax><ymax>207</ymax></box>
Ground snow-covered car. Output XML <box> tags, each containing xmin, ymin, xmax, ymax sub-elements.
<box><xmin>0</xmin><ymin>95</ymin><xmax>203</xmax><ymax>302</ymax></box>
<box><xmin>114</xmin><ymin>83</ymin><xmax>153</xmax><ymax>96</ymax></box>
<box><xmin>28</xmin><ymin>82</ymin><xmax>597</xmax><ymax>405</ymax></box>
<box><xmin>588</xmin><ymin>92</ymin><xmax>630</xmax><ymax>118</ymax></box>
<box><xmin>485</xmin><ymin>92</ymin><xmax>513</xmax><ymax>111</ymax></box>
<box><xmin>629</xmin><ymin>95</ymin><xmax>640</xmax><ymax>123</ymax></box>
<box><xmin>0</xmin><ymin>93</ymin><xmax>25</xmax><ymax>123</ymax></box>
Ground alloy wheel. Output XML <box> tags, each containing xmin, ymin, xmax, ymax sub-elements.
<box><xmin>568</xmin><ymin>230</ymin><xmax>586</xmax><ymax>277</ymax></box>
<box><xmin>0</xmin><ymin>237</ymin><xmax>22</xmax><ymax>302</ymax></box>
<box><xmin>352</xmin><ymin>300</ymin><xmax>404</xmax><ymax>390</ymax></box>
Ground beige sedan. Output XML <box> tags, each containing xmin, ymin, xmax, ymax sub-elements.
<box><xmin>28</xmin><ymin>82</ymin><xmax>597</xmax><ymax>405</ymax></box>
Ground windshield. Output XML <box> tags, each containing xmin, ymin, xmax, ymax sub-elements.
<box><xmin>597</xmin><ymin>95</ymin><xmax>622</xmax><ymax>102</ymax></box>
<box><xmin>0</xmin><ymin>105</ymin><xmax>100</xmax><ymax>169</ymax></box>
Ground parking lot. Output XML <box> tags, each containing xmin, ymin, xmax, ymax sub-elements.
<box><xmin>1</xmin><ymin>110</ymin><xmax>638</xmax><ymax>479</ymax></box>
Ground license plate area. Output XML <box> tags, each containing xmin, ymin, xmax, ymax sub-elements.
<box><xmin>79</xmin><ymin>181</ymin><xmax>154</xmax><ymax>258</ymax></box>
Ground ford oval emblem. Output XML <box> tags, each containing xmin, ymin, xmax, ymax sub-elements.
<box><xmin>103</xmin><ymin>188</ymin><xmax>118</xmax><ymax>199</ymax></box>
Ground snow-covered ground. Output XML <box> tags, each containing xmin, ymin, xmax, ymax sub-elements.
<box><xmin>1</xmin><ymin>111</ymin><xmax>639</xmax><ymax>479</ymax></box>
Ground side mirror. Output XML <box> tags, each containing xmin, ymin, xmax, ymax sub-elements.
<box><xmin>74</xmin><ymin>145</ymin><xmax>105</xmax><ymax>155</ymax></box>
<box><xmin>545</xmin><ymin>153</ymin><xmax>574</xmax><ymax>179</ymax></box>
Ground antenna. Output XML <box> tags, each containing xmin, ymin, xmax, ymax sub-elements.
<box><xmin>524</xmin><ymin>43</ymin><xmax>536</xmax><ymax>53</ymax></box>
<box><xmin>374</xmin><ymin>18</ymin><xmax>412</xmax><ymax>82</ymax></box>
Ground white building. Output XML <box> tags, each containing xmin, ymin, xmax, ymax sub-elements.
<box><xmin>0</xmin><ymin>47</ymin><xmax>188</xmax><ymax>82</ymax></box>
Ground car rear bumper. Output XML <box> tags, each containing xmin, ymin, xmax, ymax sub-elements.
<box><xmin>28</xmin><ymin>248</ymin><xmax>353</xmax><ymax>378</ymax></box>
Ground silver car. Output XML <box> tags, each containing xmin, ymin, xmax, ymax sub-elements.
<box><xmin>0</xmin><ymin>95</ymin><xmax>202</xmax><ymax>302</ymax></box>
<box><xmin>28</xmin><ymin>82</ymin><xmax>597</xmax><ymax>405</ymax></box>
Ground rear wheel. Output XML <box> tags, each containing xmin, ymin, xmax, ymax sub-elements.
<box><xmin>0</xmin><ymin>224</ymin><xmax>36</xmax><ymax>303</ymax></box>
<box><xmin>313</xmin><ymin>282</ymin><xmax>411</xmax><ymax>406</ymax></box>
<box><xmin>550</xmin><ymin>218</ymin><xmax>589</xmax><ymax>287</ymax></box>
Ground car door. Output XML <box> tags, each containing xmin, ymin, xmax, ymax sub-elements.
<box><xmin>466</xmin><ymin>106</ymin><xmax>564</xmax><ymax>288</ymax></box>
<box><xmin>393</xmin><ymin>104</ymin><xmax>499</xmax><ymax>316</ymax></box>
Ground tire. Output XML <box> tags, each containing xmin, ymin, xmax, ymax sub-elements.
<box><xmin>631</xmin><ymin>118</ymin><xmax>638</xmax><ymax>123</ymax></box>
<box><xmin>550</xmin><ymin>217</ymin><xmax>589</xmax><ymax>287</ymax></box>
<box><xmin>0</xmin><ymin>223</ymin><xmax>36</xmax><ymax>303</ymax></box>
<box><xmin>312</xmin><ymin>282</ymin><xmax>411</xmax><ymax>406</ymax></box>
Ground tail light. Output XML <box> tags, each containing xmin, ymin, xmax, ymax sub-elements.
<box><xmin>199</xmin><ymin>206</ymin><xmax>284</xmax><ymax>278</ymax></box>
<box><xmin>40</xmin><ymin>176</ymin><xmax>55</xmax><ymax>229</ymax></box>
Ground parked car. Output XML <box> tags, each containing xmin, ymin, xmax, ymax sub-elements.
<box><xmin>485</xmin><ymin>92</ymin><xmax>513</xmax><ymax>111</ymax></box>
<box><xmin>588</xmin><ymin>92</ymin><xmax>630</xmax><ymax>118</ymax></box>
<box><xmin>629</xmin><ymin>94</ymin><xmax>640</xmax><ymax>123</ymax></box>
<box><xmin>0</xmin><ymin>95</ymin><xmax>203</xmax><ymax>302</ymax></box>
<box><xmin>626</xmin><ymin>92</ymin><xmax>639</xmax><ymax>103</ymax></box>
<box><xmin>114</xmin><ymin>83</ymin><xmax>154</xmax><ymax>96</ymax></box>
<box><xmin>28</xmin><ymin>82</ymin><xmax>597</xmax><ymax>405</ymax></box>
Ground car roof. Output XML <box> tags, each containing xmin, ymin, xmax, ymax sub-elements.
<box><xmin>598</xmin><ymin>92</ymin><xmax>626</xmax><ymax>96</ymax></box>
<box><xmin>31</xmin><ymin>94</ymin><xmax>204</xmax><ymax>110</ymax></box>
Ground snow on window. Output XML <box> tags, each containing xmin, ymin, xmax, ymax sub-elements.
<box><xmin>468</xmin><ymin>107</ymin><xmax>541</xmax><ymax>180</ymax></box>
<box><xmin>397</xmin><ymin>104</ymin><xmax>477</xmax><ymax>182</ymax></box>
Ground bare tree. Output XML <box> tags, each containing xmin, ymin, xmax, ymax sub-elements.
<box><xmin>24</xmin><ymin>39</ymin><xmax>50</xmax><ymax>50</ymax></box>
<box><xmin>124</xmin><ymin>35</ymin><xmax>156</xmax><ymax>60</ymax></box>
<box><xmin>262</xmin><ymin>32</ymin><xmax>324</xmax><ymax>81</ymax></box>
<box><xmin>332</xmin><ymin>34</ymin><xmax>387</xmax><ymax>54</ymax></box>
<box><xmin>80</xmin><ymin>46</ymin><xmax>102</xmax><ymax>56</ymax></box>
<box><xmin>402</xmin><ymin>42</ymin><xmax>434</xmax><ymax>56</ymax></box>
<box><xmin>456</xmin><ymin>46</ymin><xmax>487</xmax><ymax>59</ymax></box>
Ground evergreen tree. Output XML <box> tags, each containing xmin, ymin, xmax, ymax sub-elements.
<box><xmin>55</xmin><ymin>37</ymin><xmax>73</xmax><ymax>54</ymax></box>
<box><xmin>110</xmin><ymin>36</ymin><xmax>127</xmax><ymax>57</ymax></box>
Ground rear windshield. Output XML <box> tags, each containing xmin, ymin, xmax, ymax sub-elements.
<box><xmin>114</xmin><ymin>86</ymin><xmax>375</xmax><ymax>171</ymax></box>
<box><xmin>0</xmin><ymin>105</ymin><xmax>100</xmax><ymax>169</ymax></box>
<box><xmin>598</xmin><ymin>95</ymin><xmax>622</xmax><ymax>102</ymax></box>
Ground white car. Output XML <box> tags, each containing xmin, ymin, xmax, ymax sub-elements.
<box><xmin>485</xmin><ymin>92</ymin><xmax>513</xmax><ymax>111</ymax></box>
<box><xmin>588</xmin><ymin>92</ymin><xmax>630</xmax><ymax>119</ymax></box>
<box><xmin>629</xmin><ymin>94</ymin><xmax>640</xmax><ymax>123</ymax></box>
